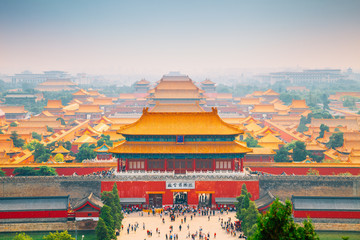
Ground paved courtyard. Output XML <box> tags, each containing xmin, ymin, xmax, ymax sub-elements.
<box><xmin>118</xmin><ymin>211</ymin><xmax>244</xmax><ymax>240</ymax></box>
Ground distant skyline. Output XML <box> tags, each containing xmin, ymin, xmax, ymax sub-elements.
<box><xmin>1</xmin><ymin>0</ymin><xmax>359</xmax><ymax>76</ymax></box>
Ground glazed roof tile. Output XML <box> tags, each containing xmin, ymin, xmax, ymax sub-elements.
<box><xmin>117</xmin><ymin>108</ymin><xmax>242</xmax><ymax>136</ymax></box>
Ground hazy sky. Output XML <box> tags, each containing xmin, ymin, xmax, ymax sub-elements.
<box><xmin>0</xmin><ymin>0</ymin><xmax>359</xmax><ymax>75</ymax></box>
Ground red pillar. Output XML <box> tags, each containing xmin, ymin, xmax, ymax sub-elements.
<box><xmin>164</xmin><ymin>159</ymin><xmax>167</xmax><ymax>171</ymax></box>
<box><xmin>193</xmin><ymin>159</ymin><xmax>196</xmax><ymax>171</ymax></box>
<box><xmin>212</xmin><ymin>159</ymin><xmax>215</xmax><ymax>171</ymax></box>
<box><xmin>125</xmin><ymin>159</ymin><xmax>129</xmax><ymax>171</ymax></box>
<box><xmin>145</xmin><ymin>159</ymin><xmax>148</xmax><ymax>171</ymax></box>
<box><xmin>117</xmin><ymin>158</ymin><xmax>120</xmax><ymax>173</ymax></box>
<box><xmin>232</xmin><ymin>158</ymin><xmax>235</xmax><ymax>171</ymax></box>
<box><xmin>240</xmin><ymin>158</ymin><xmax>244</xmax><ymax>172</ymax></box>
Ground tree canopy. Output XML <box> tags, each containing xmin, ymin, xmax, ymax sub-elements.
<box><xmin>327</xmin><ymin>132</ymin><xmax>344</xmax><ymax>149</ymax></box>
<box><xmin>251</xmin><ymin>199</ymin><xmax>319</xmax><ymax>240</ymax></box>
<box><xmin>76</xmin><ymin>143</ymin><xmax>96</xmax><ymax>162</ymax></box>
<box><xmin>101</xmin><ymin>183</ymin><xmax>124</xmax><ymax>233</ymax></box>
<box><xmin>235</xmin><ymin>184</ymin><xmax>259</xmax><ymax>236</ymax></box>
<box><xmin>316</xmin><ymin>124</ymin><xmax>329</xmax><ymax>140</ymax></box>
<box><xmin>42</xmin><ymin>231</ymin><xmax>75</xmax><ymax>240</ymax></box>
<box><xmin>96</xmin><ymin>217</ymin><xmax>111</xmax><ymax>240</ymax></box>
<box><xmin>292</xmin><ymin>141</ymin><xmax>307</xmax><ymax>162</ymax></box>
<box><xmin>245</xmin><ymin>133</ymin><xmax>261</xmax><ymax>148</ymax></box>
<box><xmin>13</xmin><ymin>233</ymin><xmax>32</xmax><ymax>240</ymax></box>
<box><xmin>10</xmin><ymin>131</ymin><xmax>25</xmax><ymax>148</ymax></box>
<box><xmin>0</xmin><ymin>168</ymin><xmax>5</xmax><ymax>177</ymax></box>
<box><xmin>274</xmin><ymin>146</ymin><xmax>290</xmax><ymax>162</ymax></box>
<box><xmin>13</xmin><ymin>166</ymin><xmax>57</xmax><ymax>176</ymax></box>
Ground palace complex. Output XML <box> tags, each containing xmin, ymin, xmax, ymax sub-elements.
<box><xmin>0</xmin><ymin>72</ymin><xmax>360</xmax><ymax>232</ymax></box>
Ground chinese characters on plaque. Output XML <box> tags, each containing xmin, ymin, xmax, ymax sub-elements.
<box><xmin>166</xmin><ymin>180</ymin><xmax>195</xmax><ymax>189</ymax></box>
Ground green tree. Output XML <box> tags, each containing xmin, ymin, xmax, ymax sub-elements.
<box><xmin>56</xmin><ymin>117</ymin><xmax>66</xmax><ymax>125</ymax></box>
<box><xmin>13</xmin><ymin>167</ymin><xmax>38</xmax><ymax>176</ymax></box>
<box><xmin>241</xmin><ymin>201</ymin><xmax>260</xmax><ymax>236</ymax></box>
<box><xmin>76</xmin><ymin>143</ymin><xmax>96</xmax><ymax>162</ymax></box>
<box><xmin>251</xmin><ymin>199</ymin><xmax>319</xmax><ymax>240</ymax></box>
<box><xmin>0</xmin><ymin>129</ymin><xmax>3</xmax><ymax>134</ymax></box>
<box><xmin>321</xmin><ymin>93</ymin><xmax>330</xmax><ymax>110</ymax></box>
<box><xmin>33</xmin><ymin>142</ymin><xmax>51</xmax><ymax>163</ymax></box>
<box><xmin>297</xmin><ymin>116</ymin><xmax>308</xmax><ymax>133</ymax></box>
<box><xmin>306</xmin><ymin>168</ymin><xmax>320</xmax><ymax>176</ymax></box>
<box><xmin>54</xmin><ymin>153</ymin><xmax>64</xmax><ymax>162</ymax></box>
<box><xmin>96</xmin><ymin>217</ymin><xmax>111</xmax><ymax>240</ymax></box>
<box><xmin>101</xmin><ymin>183</ymin><xmax>124</xmax><ymax>232</ymax></box>
<box><xmin>327</xmin><ymin>132</ymin><xmax>344</xmax><ymax>149</ymax></box>
<box><xmin>10</xmin><ymin>122</ymin><xmax>18</xmax><ymax>127</ymax></box>
<box><xmin>274</xmin><ymin>146</ymin><xmax>290</xmax><ymax>162</ymax></box>
<box><xmin>245</xmin><ymin>133</ymin><xmax>261</xmax><ymax>148</ymax></box>
<box><xmin>293</xmin><ymin>141</ymin><xmax>307</xmax><ymax>162</ymax></box>
<box><xmin>31</xmin><ymin>132</ymin><xmax>42</xmax><ymax>141</ymax></box>
<box><xmin>316</xmin><ymin>124</ymin><xmax>329</xmax><ymax>139</ymax></box>
<box><xmin>13</xmin><ymin>233</ymin><xmax>33</xmax><ymax>240</ymax></box>
<box><xmin>47</xmin><ymin>126</ymin><xmax>54</xmax><ymax>133</ymax></box>
<box><xmin>0</xmin><ymin>168</ymin><xmax>6</xmax><ymax>176</ymax></box>
<box><xmin>100</xmin><ymin>205</ymin><xmax>115</xmax><ymax>239</ymax></box>
<box><xmin>43</xmin><ymin>231</ymin><xmax>75</xmax><ymax>240</ymax></box>
<box><xmin>24</xmin><ymin>140</ymin><xmax>39</xmax><ymax>151</ymax></box>
<box><xmin>10</xmin><ymin>131</ymin><xmax>25</xmax><ymax>148</ymax></box>
<box><xmin>97</xmin><ymin>134</ymin><xmax>113</xmax><ymax>147</ymax></box>
<box><xmin>37</xmin><ymin>166</ymin><xmax>57</xmax><ymax>176</ymax></box>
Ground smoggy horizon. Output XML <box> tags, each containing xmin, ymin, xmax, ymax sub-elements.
<box><xmin>1</xmin><ymin>0</ymin><xmax>360</xmax><ymax>75</ymax></box>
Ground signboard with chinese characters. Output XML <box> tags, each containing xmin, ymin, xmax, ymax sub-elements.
<box><xmin>166</xmin><ymin>181</ymin><xmax>195</xmax><ymax>189</ymax></box>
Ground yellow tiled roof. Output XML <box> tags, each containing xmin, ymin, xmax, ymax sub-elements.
<box><xmin>251</xmin><ymin>104</ymin><xmax>276</xmax><ymax>113</ymax></box>
<box><xmin>290</xmin><ymin>99</ymin><xmax>309</xmax><ymax>109</ymax></box>
<box><xmin>93</xmin><ymin>122</ymin><xmax>110</xmax><ymax>132</ymax></box>
<box><xmin>258</xmin><ymin>133</ymin><xmax>284</xmax><ymax>144</ymax></box>
<box><xmin>262</xmin><ymin>89</ymin><xmax>280</xmax><ymax>96</ymax></box>
<box><xmin>245</xmin><ymin>122</ymin><xmax>263</xmax><ymax>132</ymax></box>
<box><xmin>247</xmin><ymin>147</ymin><xmax>276</xmax><ymax>155</ymax></box>
<box><xmin>52</xmin><ymin>145</ymin><xmax>70</xmax><ymax>154</ymax></box>
<box><xmin>73</xmin><ymin>89</ymin><xmax>89</xmax><ymax>96</ymax></box>
<box><xmin>73</xmin><ymin>134</ymin><xmax>97</xmax><ymax>145</ymax></box>
<box><xmin>76</xmin><ymin>104</ymin><xmax>103</xmax><ymax>113</ymax></box>
<box><xmin>46</xmin><ymin>100</ymin><xmax>63</xmax><ymax>109</ymax></box>
<box><xmin>239</xmin><ymin>97</ymin><xmax>262</xmax><ymax>105</ymax></box>
<box><xmin>110</xmin><ymin>140</ymin><xmax>252</xmax><ymax>154</ymax></box>
<box><xmin>117</xmin><ymin>108</ymin><xmax>243</xmax><ymax>136</ymax></box>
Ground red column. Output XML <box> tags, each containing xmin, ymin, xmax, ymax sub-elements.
<box><xmin>164</xmin><ymin>159</ymin><xmax>167</xmax><ymax>171</ymax></box>
<box><xmin>232</xmin><ymin>159</ymin><xmax>235</xmax><ymax>171</ymax></box>
<box><xmin>212</xmin><ymin>159</ymin><xmax>216</xmax><ymax>171</ymax></box>
<box><xmin>145</xmin><ymin>159</ymin><xmax>148</xmax><ymax>171</ymax></box>
<box><xmin>240</xmin><ymin>158</ymin><xmax>244</xmax><ymax>172</ymax></box>
<box><xmin>260</xmin><ymin>156</ymin><xmax>263</xmax><ymax>162</ymax></box>
<box><xmin>125</xmin><ymin>159</ymin><xmax>128</xmax><ymax>171</ymax></box>
<box><xmin>117</xmin><ymin>158</ymin><xmax>120</xmax><ymax>173</ymax></box>
<box><xmin>193</xmin><ymin>159</ymin><xmax>196</xmax><ymax>171</ymax></box>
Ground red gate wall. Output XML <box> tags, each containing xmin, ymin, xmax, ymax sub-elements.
<box><xmin>102</xmin><ymin>180</ymin><xmax>259</xmax><ymax>206</ymax></box>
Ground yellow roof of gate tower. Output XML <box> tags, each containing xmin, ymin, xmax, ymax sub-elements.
<box><xmin>117</xmin><ymin>107</ymin><xmax>243</xmax><ymax>136</ymax></box>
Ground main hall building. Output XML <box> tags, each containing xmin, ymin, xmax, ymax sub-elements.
<box><xmin>107</xmin><ymin>107</ymin><xmax>258</xmax><ymax>208</ymax></box>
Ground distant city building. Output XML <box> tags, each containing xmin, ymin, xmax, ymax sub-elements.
<box><xmin>200</xmin><ymin>79</ymin><xmax>216</xmax><ymax>93</ymax></box>
<box><xmin>11</xmin><ymin>71</ymin><xmax>70</xmax><ymax>84</ymax></box>
<box><xmin>269</xmin><ymin>69</ymin><xmax>347</xmax><ymax>84</ymax></box>
<box><xmin>134</xmin><ymin>79</ymin><xmax>151</xmax><ymax>93</ymax></box>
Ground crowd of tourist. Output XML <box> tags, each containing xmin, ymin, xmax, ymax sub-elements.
<box><xmin>120</xmin><ymin>204</ymin><xmax>248</xmax><ymax>240</ymax></box>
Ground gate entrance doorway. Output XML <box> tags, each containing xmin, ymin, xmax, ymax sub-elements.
<box><xmin>173</xmin><ymin>192</ymin><xmax>188</xmax><ymax>205</ymax></box>
<box><xmin>198</xmin><ymin>193</ymin><xmax>212</xmax><ymax>208</ymax></box>
<box><xmin>149</xmin><ymin>194</ymin><xmax>163</xmax><ymax>208</ymax></box>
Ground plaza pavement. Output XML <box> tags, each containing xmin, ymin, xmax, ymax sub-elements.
<box><xmin>118</xmin><ymin>211</ymin><xmax>244</xmax><ymax>240</ymax></box>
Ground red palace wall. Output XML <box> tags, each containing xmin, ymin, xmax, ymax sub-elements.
<box><xmin>0</xmin><ymin>210</ymin><xmax>68</xmax><ymax>219</ymax></box>
<box><xmin>102</xmin><ymin>180</ymin><xmax>259</xmax><ymax>206</ymax></box>
<box><xmin>293</xmin><ymin>210</ymin><xmax>360</xmax><ymax>219</ymax></box>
